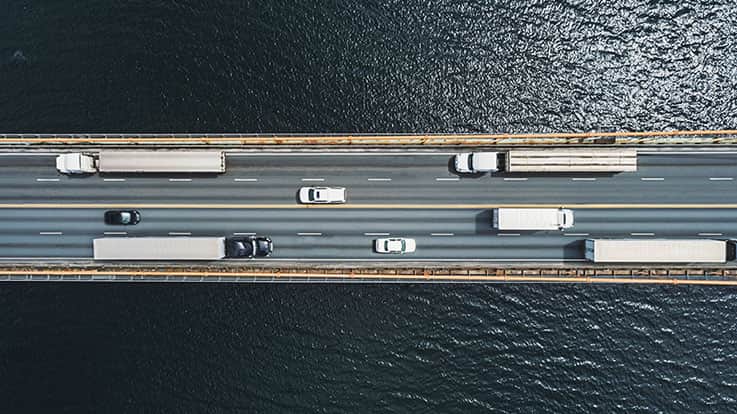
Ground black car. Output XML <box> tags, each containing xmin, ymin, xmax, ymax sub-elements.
<box><xmin>104</xmin><ymin>210</ymin><xmax>141</xmax><ymax>225</ymax></box>
<box><xmin>226</xmin><ymin>236</ymin><xmax>273</xmax><ymax>258</ymax></box>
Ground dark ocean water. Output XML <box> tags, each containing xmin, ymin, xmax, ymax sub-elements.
<box><xmin>2</xmin><ymin>0</ymin><xmax>737</xmax><ymax>412</ymax></box>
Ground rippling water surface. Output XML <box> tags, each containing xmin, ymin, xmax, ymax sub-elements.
<box><xmin>2</xmin><ymin>0</ymin><xmax>737</xmax><ymax>412</ymax></box>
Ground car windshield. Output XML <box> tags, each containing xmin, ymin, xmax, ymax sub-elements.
<box><xmin>308</xmin><ymin>189</ymin><xmax>316</xmax><ymax>200</ymax></box>
<box><xmin>400</xmin><ymin>240</ymin><xmax>406</xmax><ymax>250</ymax></box>
<box><xmin>468</xmin><ymin>154</ymin><xmax>474</xmax><ymax>170</ymax></box>
<box><xmin>119</xmin><ymin>212</ymin><xmax>131</xmax><ymax>223</ymax></box>
<box><xmin>233</xmin><ymin>240</ymin><xmax>254</xmax><ymax>256</ymax></box>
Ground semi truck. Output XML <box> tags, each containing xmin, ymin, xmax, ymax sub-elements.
<box><xmin>454</xmin><ymin>149</ymin><xmax>638</xmax><ymax>173</ymax></box>
<box><xmin>56</xmin><ymin>151</ymin><xmax>226</xmax><ymax>174</ymax></box>
<box><xmin>492</xmin><ymin>208</ymin><xmax>574</xmax><ymax>231</ymax></box>
<box><xmin>93</xmin><ymin>236</ymin><xmax>273</xmax><ymax>260</ymax></box>
<box><xmin>584</xmin><ymin>239</ymin><xmax>736</xmax><ymax>263</ymax></box>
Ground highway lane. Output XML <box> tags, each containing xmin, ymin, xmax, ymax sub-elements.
<box><xmin>1</xmin><ymin>207</ymin><xmax>736</xmax><ymax>262</ymax></box>
<box><xmin>1</xmin><ymin>151</ymin><xmax>737</xmax><ymax>204</ymax></box>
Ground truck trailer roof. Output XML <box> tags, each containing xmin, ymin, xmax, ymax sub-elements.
<box><xmin>98</xmin><ymin>151</ymin><xmax>225</xmax><ymax>173</ymax></box>
<box><xmin>584</xmin><ymin>239</ymin><xmax>728</xmax><ymax>263</ymax></box>
<box><xmin>94</xmin><ymin>237</ymin><xmax>226</xmax><ymax>260</ymax></box>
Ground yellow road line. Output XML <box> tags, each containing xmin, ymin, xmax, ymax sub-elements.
<box><xmin>4</xmin><ymin>268</ymin><xmax>737</xmax><ymax>285</ymax></box>
<box><xmin>0</xmin><ymin>203</ymin><xmax>735</xmax><ymax>209</ymax></box>
<box><xmin>3</xmin><ymin>129</ymin><xmax>737</xmax><ymax>143</ymax></box>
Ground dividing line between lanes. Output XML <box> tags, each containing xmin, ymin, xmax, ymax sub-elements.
<box><xmin>2</xmin><ymin>203</ymin><xmax>737</xmax><ymax>209</ymax></box>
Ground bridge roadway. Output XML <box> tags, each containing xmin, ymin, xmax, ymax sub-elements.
<box><xmin>3</xmin><ymin>150</ymin><xmax>737</xmax><ymax>204</ymax></box>
<box><xmin>0</xmin><ymin>149</ymin><xmax>736</xmax><ymax>263</ymax></box>
<box><xmin>0</xmin><ymin>207</ymin><xmax>734</xmax><ymax>262</ymax></box>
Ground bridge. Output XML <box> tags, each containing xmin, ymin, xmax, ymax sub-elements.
<box><xmin>2</xmin><ymin>131</ymin><xmax>737</xmax><ymax>283</ymax></box>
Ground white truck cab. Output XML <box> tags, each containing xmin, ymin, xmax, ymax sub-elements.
<box><xmin>55</xmin><ymin>153</ymin><xmax>97</xmax><ymax>174</ymax></box>
<box><xmin>454</xmin><ymin>152</ymin><xmax>500</xmax><ymax>173</ymax></box>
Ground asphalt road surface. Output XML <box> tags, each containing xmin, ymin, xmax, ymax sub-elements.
<box><xmin>2</xmin><ymin>150</ymin><xmax>737</xmax><ymax>204</ymax></box>
<box><xmin>1</xmin><ymin>207</ymin><xmax>736</xmax><ymax>263</ymax></box>
<box><xmin>0</xmin><ymin>149</ymin><xmax>735</xmax><ymax>263</ymax></box>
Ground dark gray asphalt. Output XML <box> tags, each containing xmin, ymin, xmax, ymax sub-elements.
<box><xmin>1</xmin><ymin>151</ymin><xmax>736</xmax><ymax>204</ymax></box>
<box><xmin>1</xmin><ymin>207</ymin><xmax>736</xmax><ymax>262</ymax></box>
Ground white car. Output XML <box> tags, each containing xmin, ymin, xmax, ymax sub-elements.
<box><xmin>298</xmin><ymin>187</ymin><xmax>347</xmax><ymax>204</ymax></box>
<box><xmin>374</xmin><ymin>238</ymin><xmax>416</xmax><ymax>254</ymax></box>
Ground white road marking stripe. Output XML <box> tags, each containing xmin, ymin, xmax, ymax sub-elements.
<box><xmin>39</xmin><ymin>232</ymin><xmax>62</xmax><ymax>235</ymax></box>
<box><xmin>36</xmin><ymin>178</ymin><xmax>59</xmax><ymax>182</ymax></box>
<box><xmin>639</xmin><ymin>151</ymin><xmax>737</xmax><ymax>155</ymax></box>
<box><xmin>571</xmin><ymin>178</ymin><xmax>596</xmax><ymax>181</ymax></box>
<box><xmin>301</xmin><ymin>178</ymin><xmax>325</xmax><ymax>182</ymax></box>
<box><xmin>103</xmin><ymin>178</ymin><xmax>126</xmax><ymax>182</ymax></box>
<box><xmin>297</xmin><ymin>232</ymin><xmax>322</xmax><ymax>236</ymax></box>
<box><xmin>698</xmin><ymin>232</ymin><xmax>723</xmax><ymax>236</ymax></box>
<box><xmin>234</xmin><ymin>178</ymin><xmax>258</xmax><ymax>182</ymax></box>
<box><xmin>435</xmin><ymin>177</ymin><xmax>459</xmax><ymax>181</ymax></box>
<box><xmin>431</xmin><ymin>233</ymin><xmax>454</xmax><ymax>236</ymax></box>
<box><xmin>0</xmin><ymin>153</ymin><xmax>58</xmax><ymax>156</ymax></box>
<box><xmin>364</xmin><ymin>232</ymin><xmax>390</xmax><ymax>236</ymax></box>
<box><xmin>233</xmin><ymin>232</ymin><xmax>256</xmax><ymax>236</ymax></box>
<box><xmin>0</xmin><ymin>257</ymin><xmax>589</xmax><ymax>263</ymax></box>
<box><xmin>709</xmin><ymin>177</ymin><xmax>733</xmax><ymax>181</ymax></box>
<box><xmin>168</xmin><ymin>232</ymin><xmax>191</xmax><ymax>236</ymax></box>
<box><xmin>103</xmin><ymin>231</ymin><xmax>127</xmax><ymax>235</ymax></box>
<box><xmin>250</xmin><ymin>258</ymin><xmax>590</xmax><ymax>262</ymax></box>
<box><xmin>498</xmin><ymin>233</ymin><xmax>520</xmax><ymax>236</ymax></box>
<box><xmin>641</xmin><ymin>177</ymin><xmax>664</xmax><ymax>181</ymax></box>
<box><xmin>226</xmin><ymin>152</ymin><xmax>457</xmax><ymax>156</ymax></box>
<box><xmin>367</xmin><ymin>178</ymin><xmax>392</xmax><ymax>181</ymax></box>
<box><xmin>564</xmin><ymin>233</ymin><xmax>589</xmax><ymax>236</ymax></box>
<box><xmin>169</xmin><ymin>178</ymin><xmax>192</xmax><ymax>182</ymax></box>
<box><xmin>503</xmin><ymin>178</ymin><xmax>528</xmax><ymax>181</ymax></box>
<box><xmin>630</xmin><ymin>232</ymin><xmax>655</xmax><ymax>236</ymax></box>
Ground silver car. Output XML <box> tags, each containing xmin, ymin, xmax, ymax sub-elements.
<box><xmin>374</xmin><ymin>238</ymin><xmax>416</xmax><ymax>254</ymax></box>
<box><xmin>298</xmin><ymin>187</ymin><xmax>347</xmax><ymax>204</ymax></box>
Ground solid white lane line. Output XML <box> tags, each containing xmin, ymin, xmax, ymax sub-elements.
<box><xmin>301</xmin><ymin>178</ymin><xmax>325</xmax><ymax>182</ymax></box>
<box><xmin>0</xmin><ymin>257</ymin><xmax>589</xmax><ymax>263</ymax></box>
<box><xmin>641</xmin><ymin>177</ymin><xmax>664</xmax><ymax>181</ymax></box>
<box><xmin>709</xmin><ymin>177</ymin><xmax>734</xmax><ymax>181</ymax></box>
<box><xmin>36</xmin><ymin>178</ymin><xmax>59</xmax><ymax>182</ymax></box>
<box><xmin>630</xmin><ymin>232</ymin><xmax>655</xmax><ymax>236</ymax></box>
<box><xmin>698</xmin><ymin>232</ymin><xmax>723</xmax><ymax>236</ymax></box>
<box><xmin>367</xmin><ymin>178</ymin><xmax>392</xmax><ymax>182</ymax></box>
<box><xmin>0</xmin><ymin>153</ymin><xmax>58</xmax><ymax>156</ymax></box>
<box><xmin>435</xmin><ymin>177</ymin><xmax>459</xmax><ymax>181</ymax></box>
<box><xmin>103</xmin><ymin>178</ymin><xmax>126</xmax><ymax>182</ymax></box>
<box><xmin>564</xmin><ymin>233</ymin><xmax>589</xmax><ymax>236</ymax></box>
<box><xmin>503</xmin><ymin>178</ymin><xmax>528</xmax><ymax>181</ymax></box>
<box><xmin>226</xmin><ymin>152</ymin><xmax>457</xmax><ymax>156</ymax></box>
<box><xmin>364</xmin><ymin>232</ymin><xmax>390</xmax><ymax>236</ymax></box>
<box><xmin>431</xmin><ymin>233</ymin><xmax>454</xmax><ymax>236</ymax></box>
<box><xmin>233</xmin><ymin>232</ymin><xmax>256</xmax><ymax>236</ymax></box>
<box><xmin>168</xmin><ymin>232</ymin><xmax>191</xmax><ymax>236</ymax></box>
<box><xmin>169</xmin><ymin>178</ymin><xmax>192</xmax><ymax>182</ymax></box>
<box><xmin>103</xmin><ymin>231</ymin><xmax>127</xmax><ymax>235</ymax></box>
<box><xmin>639</xmin><ymin>151</ymin><xmax>737</xmax><ymax>155</ymax></box>
<box><xmin>252</xmin><ymin>258</ymin><xmax>590</xmax><ymax>262</ymax></box>
<box><xmin>297</xmin><ymin>232</ymin><xmax>322</xmax><ymax>236</ymax></box>
<box><xmin>39</xmin><ymin>232</ymin><xmax>62</xmax><ymax>235</ymax></box>
<box><xmin>498</xmin><ymin>233</ymin><xmax>520</xmax><ymax>237</ymax></box>
<box><xmin>234</xmin><ymin>178</ymin><xmax>258</xmax><ymax>182</ymax></box>
<box><xmin>571</xmin><ymin>178</ymin><xmax>596</xmax><ymax>181</ymax></box>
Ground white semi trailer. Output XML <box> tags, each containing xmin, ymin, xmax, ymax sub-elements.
<box><xmin>454</xmin><ymin>149</ymin><xmax>638</xmax><ymax>173</ymax></box>
<box><xmin>584</xmin><ymin>239</ymin><xmax>736</xmax><ymax>263</ymax></box>
<box><xmin>56</xmin><ymin>151</ymin><xmax>226</xmax><ymax>174</ymax></box>
<box><xmin>493</xmin><ymin>208</ymin><xmax>574</xmax><ymax>231</ymax></box>
<box><xmin>93</xmin><ymin>237</ymin><xmax>272</xmax><ymax>260</ymax></box>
